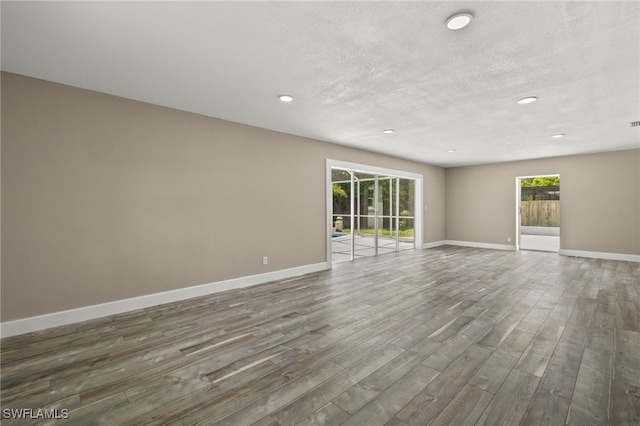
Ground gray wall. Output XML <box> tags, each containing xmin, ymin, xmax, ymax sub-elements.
<box><xmin>1</xmin><ymin>72</ymin><xmax>445</xmax><ymax>321</ymax></box>
<box><xmin>446</xmin><ymin>150</ymin><xmax>640</xmax><ymax>255</ymax></box>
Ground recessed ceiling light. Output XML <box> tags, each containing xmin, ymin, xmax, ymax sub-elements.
<box><xmin>383</xmin><ymin>129</ymin><xmax>395</xmax><ymax>134</ymax></box>
<box><xmin>551</xmin><ymin>133</ymin><xmax>565</xmax><ymax>138</ymax></box>
<box><xmin>517</xmin><ymin>96</ymin><xmax>538</xmax><ymax>105</ymax></box>
<box><xmin>278</xmin><ymin>94</ymin><xmax>294</xmax><ymax>102</ymax></box>
<box><xmin>448</xmin><ymin>149</ymin><xmax>457</xmax><ymax>153</ymax></box>
<box><xmin>446</xmin><ymin>12</ymin><xmax>473</xmax><ymax>30</ymax></box>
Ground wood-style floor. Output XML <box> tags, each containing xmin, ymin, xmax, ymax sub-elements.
<box><xmin>1</xmin><ymin>246</ymin><xmax>639</xmax><ymax>425</ymax></box>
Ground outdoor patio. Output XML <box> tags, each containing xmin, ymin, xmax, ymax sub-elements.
<box><xmin>519</xmin><ymin>234</ymin><xmax>560</xmax><ymax>252</ymax></box>
<box><xmin>332</xmin><ymin>233</ymin><xmax>415</xmax><ymax>263</ymax></box>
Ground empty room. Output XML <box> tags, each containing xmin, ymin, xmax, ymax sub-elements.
<box><xmin>1</xmin><ymin>1</ymin><xmax>639</xmax><ymax>425</ymax></box>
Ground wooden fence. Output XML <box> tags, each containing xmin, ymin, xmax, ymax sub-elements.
<box><xmin>521</xmin><ymin>200</ymin><xmax>560</xmax><ymax>227</ymax></box>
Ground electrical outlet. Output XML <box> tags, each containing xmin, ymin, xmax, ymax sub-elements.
<box><xmin>507</xmin><ymin>237</ymin><xmax>512</xmax><ymax>243</ymax></box>
<box><xmin>262</xmin><ymin>256</ymin><xmax>268</xmax><ymax>265</ymax></box>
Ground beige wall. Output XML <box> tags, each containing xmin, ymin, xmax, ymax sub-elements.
<box><xmin>446</xmin><ymin>150</ymin><xmax>640</xmax><ymax>255</ymax></box>
<box><xmin>1</xmin><ymin>72</ymin><xmax>445</xmax><ymax>321</ymax></box>
<box><xmin>5</xmin><ymin>71</ymin><xmax>636</xmax><ymax>324</ymax></box>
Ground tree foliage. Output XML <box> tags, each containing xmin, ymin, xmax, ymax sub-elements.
<box><xmin>521</xmin><ymin>176</ymin><xmax>560</xmax><ymax>187</ymax></box>
<box><xmin>332</xmin><ymin>183</ymin><xmax>348</xmax><ymax>198</ymax></box>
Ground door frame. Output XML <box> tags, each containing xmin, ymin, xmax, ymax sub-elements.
<box><xmin>327</xmin><ymin>159</ymin><xmax>423</xmax><ymax>264</ymax></box>
<box><xmin>515</xmin><ymin>174</ymin><xmax>560</xmax><ymax>251</ymax></box>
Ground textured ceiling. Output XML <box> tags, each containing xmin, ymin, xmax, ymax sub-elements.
<box><xmin>2</xmin><ymin>1</ymin><xmax>639</xmax><ymax>167</ymax></box>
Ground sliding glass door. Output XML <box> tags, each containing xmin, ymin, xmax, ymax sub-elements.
<box><xmin>331</xmin><ymin>167</ymin><xmax>415</xmax><ymax>263</ymax></box>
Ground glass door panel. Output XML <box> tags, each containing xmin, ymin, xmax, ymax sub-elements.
<box><xmin>353</xmin><ymin>172</ymin><xmax>377</xmax><ymax>260</ymax></box>
<box><xmin>398</xmin><ymin>178</ymin><xmax>415</xmax><ymax>250</ymax></box>
<box><xmin>377</xmin><ymin>176</ymin><xmax>396</xmax><ymax>256</ymax></box>
<box><xmin>331</xmin><ymin>169</ymin><xmax>352</xmax><ymax>263</ymax></box>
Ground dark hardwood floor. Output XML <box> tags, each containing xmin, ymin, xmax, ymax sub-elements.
<box><xmin>1</xmin><ymin>246</ymin><xmax>639</xmax><ymax>425</ymax></box>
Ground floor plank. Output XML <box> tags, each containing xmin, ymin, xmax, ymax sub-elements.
<box><xmin>1</xmin><ymin>246</ymin><xmax>637</xmax><ymax>425</ymax></box>
<box><xmin>429</xmin><ymin>384</ymin><xmax>493</xmax><ymax>426</ymax></box>
<box><xmin>475</xmin><ymin>368</ymin><xmax>540</xmax><ymax>425</ymax></box>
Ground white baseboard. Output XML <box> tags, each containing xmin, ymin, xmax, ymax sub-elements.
<box><xmin>423</xmin><ymin>242</ymin><xmax>639</xmax><ymax>262</ymax></box>
<box><xmin>422</xmin><ymin>240</ymin><xmax>447</xmax><ymax>249</ymax></box>
<box><xmin>0</xmin><ymin>262</ymin><xmax>331</xmax><ymax>338</ymax></box>
<box><xmin>559</xmin><ymin>249</ymin><xmax>640</xmax><ymax>263</ymax></box>
<box><xmin>439</xmin><ymin>240</ymin><xmax>517</xmax><ymax>251</ymax></box>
